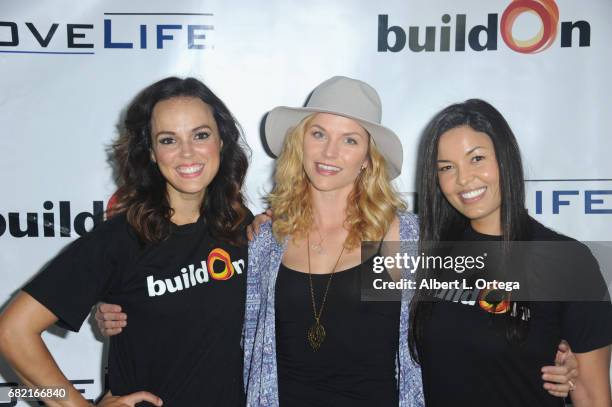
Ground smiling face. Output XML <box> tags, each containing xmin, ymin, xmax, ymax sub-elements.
<box><xmin>436</xmin><ymin>125</ymin><xmax>502</xmax><ymax>234</ymax></box>
<box><xmin>150</xmin><ymin>96</ymin><xmax>222</xmax><ymax>208</ymax></box>
<box><xmin>302</xmin><ymin>113</ymin><xmax>370</xmax><ymax>195</ymax></box>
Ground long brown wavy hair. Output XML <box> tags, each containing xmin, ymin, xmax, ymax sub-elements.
<box><xmin>110</xmin><ymin>77</ymin><xmax>250</xmax><ymax>245</ymax></box>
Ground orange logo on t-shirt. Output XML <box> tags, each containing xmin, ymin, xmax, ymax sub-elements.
<box><xmin>478</xmin><ymin>288</ymin><xmax>511</xmax><ymax>314</ymax></box>
<box><xmin>207</xmin><ymin>248</ymin><xmax>235</xmax><ymax>281</ymax></box>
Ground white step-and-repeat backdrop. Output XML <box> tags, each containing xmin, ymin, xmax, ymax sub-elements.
<box><xmin>1</xmin><ymin>0</ymin><xmax>610</xmax><ymax>403</ymax></box>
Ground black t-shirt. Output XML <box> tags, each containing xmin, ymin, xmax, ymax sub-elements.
<box><xmin>23</xmin><ymin>213</ymin><xmax>248</xmax><ymax>406</ymax></box>
<box><xmin>275</xmin><ymin>257</ymin><xmax>400</xmax><ymax>407</ymax></box>
<box><xmin>419</xmin><ymin>218</ymin><xmax>612</xmax><ymax>407</ymax></box>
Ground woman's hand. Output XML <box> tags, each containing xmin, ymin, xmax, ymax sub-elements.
<box><xmin>97</xmin><ymin>390</ymin><xmax>162</xmax><ymax>407</ymax></box>
<box><xmin>246</xmin><ymin>209</ymin><xmax>273</xmax><ymax>241</ymax></box>
<box><xmin>94</xmin><ymin>303</ymin><xmax>127</xmax><ymax>336</ymax></box>
<box><xmin>541</xmin><ymin>340</ymin><xmax>578</xmax><ymax>398</ymax></box>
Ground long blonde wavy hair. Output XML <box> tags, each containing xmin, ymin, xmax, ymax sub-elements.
<box><xmin>267</xmin><ymin>114</ymin><xmax>407</xmax><ymax>249</ymax></box>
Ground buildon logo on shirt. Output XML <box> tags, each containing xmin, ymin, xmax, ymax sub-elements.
<box><xmin>146</xmin><ymin>248</ymin><xmax>245</xmax><ymax>297</ymax></box>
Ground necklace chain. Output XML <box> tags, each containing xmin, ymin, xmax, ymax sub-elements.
<box><xmin>310</xmin><ymin>225</ymin><xmax>325</xmax><ymax>254</ymax></box>
<box><xmin>306</xmin><ymin>233</ymin><xmax>345</xmax><ymax>351</ymax></box>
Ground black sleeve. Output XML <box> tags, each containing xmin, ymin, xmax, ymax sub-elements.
<box><xmin>562</xmin><ymin>300</ymin><xmax>612</xmax><ymax>353</ymax></box>
<box><xmin>22</xmin><ymin>218</ymin><xmax>125</xmax><ymax>332</ymax></box>
<box><xmin>561</xmin><ymin>244</ymin><xmax>612</xmax><ymax>353</ymax></box>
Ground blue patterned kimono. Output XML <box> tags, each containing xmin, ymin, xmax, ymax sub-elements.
<box><xmin>243</xmin><ymin>211</ymin><xmax>425</xmax><ymax>406</ymax></box>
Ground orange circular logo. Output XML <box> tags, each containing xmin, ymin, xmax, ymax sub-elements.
<box><xmin>501</xmin><ymin>0</ymin><xmax>559</xmax><ymax>53</ymax></box>
<box><xmin>207</xmin><ymin>248</ymin><xmax>235</xmax><ymax>280</ymax></box>
<box><xmin>478</xmin><ymin>288</ymin><xmax>511</xmax><ymax>314</ymax></box>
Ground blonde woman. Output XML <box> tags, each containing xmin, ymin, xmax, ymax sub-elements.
<box><xmin>242</xmin><ymin>76</ymin><xmax>422</xmax><ymax>406</ymax></box>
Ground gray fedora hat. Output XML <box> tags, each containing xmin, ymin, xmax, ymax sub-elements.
<box><xmin>264</xmin><ymin>76</ymin><xmax>403</xmax><ymax>179</ymax></box>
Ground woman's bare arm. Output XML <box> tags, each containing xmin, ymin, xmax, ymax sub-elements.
<box><xmin>0</xmin><ymin>292</ymin><xmax>161</xmax><ymax>407</ymax></box>
<box><xmin>0</xmin><ymin>291</ymin><xmax>90</xmax><ymax>407</ymax></box>
<box><xmin>570</xmin><ymin>345</ymin><xmax>612</xmax><ymax>407</ymax></box>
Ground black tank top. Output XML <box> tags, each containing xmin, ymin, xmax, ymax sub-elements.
<box><xmin>275</xmin><ymin>255</ymin><xmax>400</xmax><ymax>407</ymax></box>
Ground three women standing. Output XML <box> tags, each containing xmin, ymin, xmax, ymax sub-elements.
<box><xmin>9</xmin><ymin>75</ymin><xmax>587</xmax><ymax>406</ymax></box>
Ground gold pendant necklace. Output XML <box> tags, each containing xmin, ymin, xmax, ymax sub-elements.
<box><xmin>306</xmin><ymin>233</ymin><xmax>345</xmax><ymax>351</ymax></box>
<box><xmin>307</xmin><ymin>318</ymin><xmax>326</xmax><ymax>350</ymax></box>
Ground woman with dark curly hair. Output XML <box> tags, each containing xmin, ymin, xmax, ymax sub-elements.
<box><xmin>0</xmin><ymin>77</ymin><xmax>251</xmax><ymax>406</ymax></box>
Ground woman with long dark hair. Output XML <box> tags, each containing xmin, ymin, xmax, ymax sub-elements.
<box><xmin>0</xmin><ymin>77</ymin><xmax>251</xmax><ymax>406</ymax></box>
<box><xmin>409</xmin><ymin>99</ymin><xmax>612</xmax><ymax>406</ymax></box>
